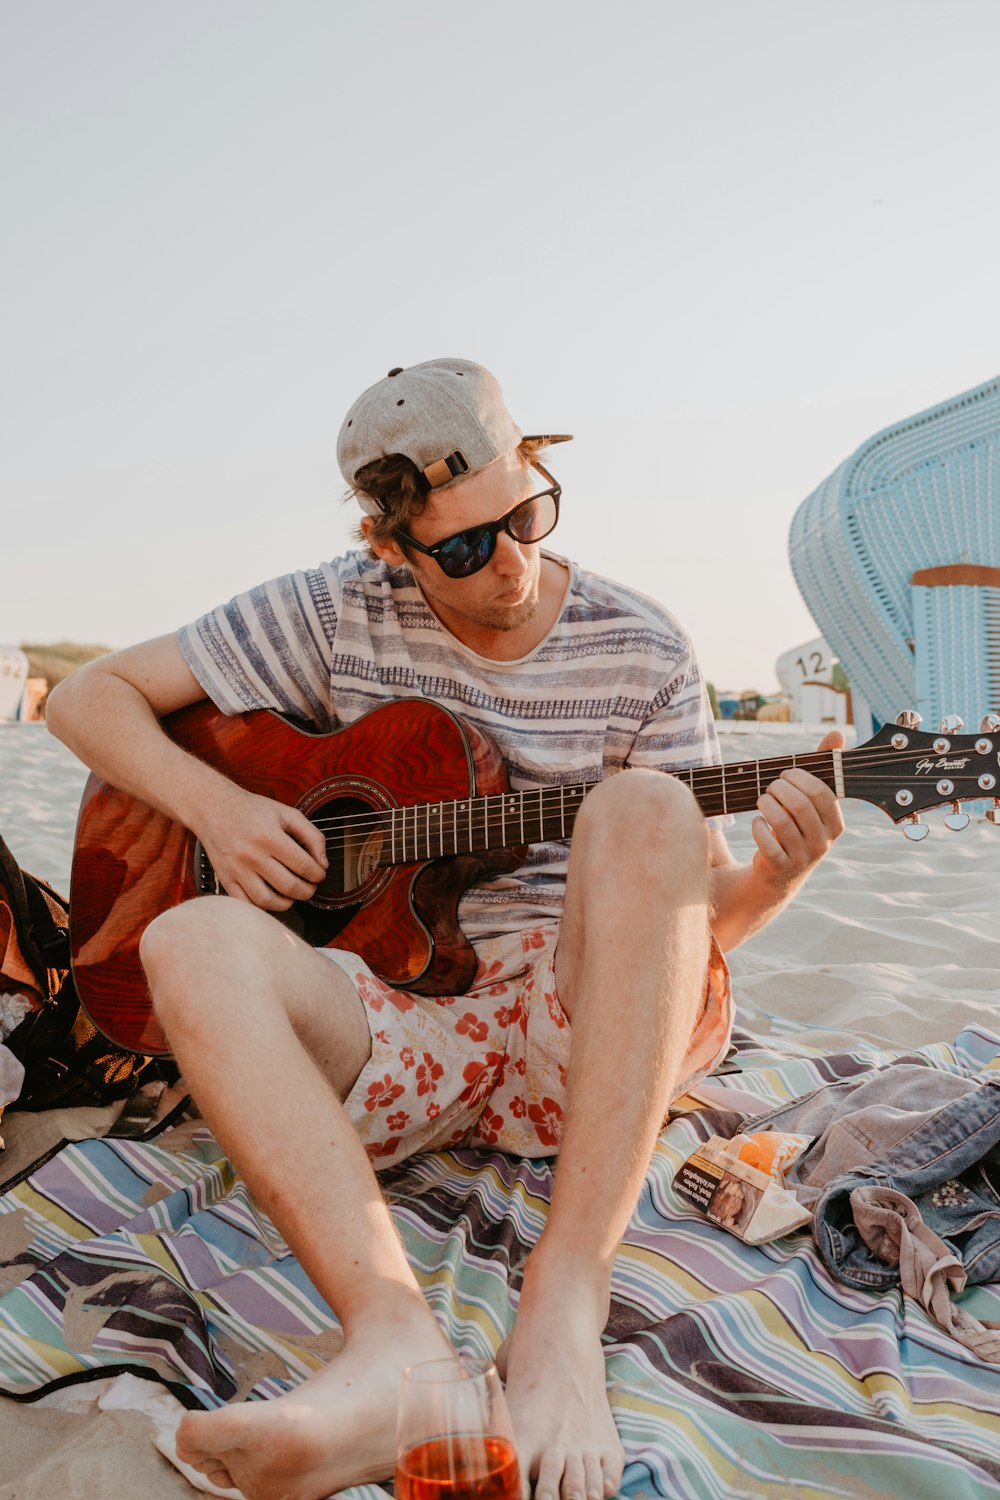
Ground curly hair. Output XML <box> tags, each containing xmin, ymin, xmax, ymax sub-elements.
<box><xmin>346</xmin><ymin>438</ymin><xmax>551</xmax><ymax>559</ymax></box>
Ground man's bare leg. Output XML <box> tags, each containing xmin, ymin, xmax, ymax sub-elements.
<box><xmin>139</xmin><ymin>897</ymin><xmax>451</xmax><ymax>1500</ymax></box>
<box><xmin>500</xmin><ymin>771</ymin><xmax>713</xmax><ymax>1500</ymax></box>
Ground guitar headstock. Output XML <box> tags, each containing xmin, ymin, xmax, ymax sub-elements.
<box><xmin>842</xmin><ymin>714</ymin><xmax>1000</xmax><ymax>830</ymax></box>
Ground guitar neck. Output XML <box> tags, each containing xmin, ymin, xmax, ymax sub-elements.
<box><xmin>375</xmin><ymin>750</ymin><xmax>838</xmax><ymax>866</ymax></box>
<box><xmin>680</xmin><ymin>748</ymin><xmax>837</xmax><ymax>817</ymax></box>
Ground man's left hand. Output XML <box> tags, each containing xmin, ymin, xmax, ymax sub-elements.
<box><xmin>751</xmin><ymin>729</ymin><xmax>846</xmax><ymax>893</ymax></box>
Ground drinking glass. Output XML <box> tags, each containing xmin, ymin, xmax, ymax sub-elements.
<box><xmin>395</xmin><ymin>1354</ymin><xmax>522</xmax><ymax>1500</ymax></box>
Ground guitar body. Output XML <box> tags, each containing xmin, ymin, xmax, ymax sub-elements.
<box><xmin>70</xmin><ymin>699</ymin><xmax>521</xmax><ymax>1056</ymax></box>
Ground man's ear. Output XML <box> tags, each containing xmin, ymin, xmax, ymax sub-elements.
<box><xmin>360</xmin><ymin>515</ymin><xmax>409</xmax><ymax>569</ymax></box>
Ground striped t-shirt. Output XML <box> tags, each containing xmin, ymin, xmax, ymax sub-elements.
<box><xmin>177</xmin><ymin>549</ymin><xmax>727</xmax><ymax>940</ymax></box>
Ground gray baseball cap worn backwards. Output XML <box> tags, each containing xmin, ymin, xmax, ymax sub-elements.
<box><xmin>337</xmin><ymin>357</ymin><xmax>572</xmax><ymax>517</ymax></box>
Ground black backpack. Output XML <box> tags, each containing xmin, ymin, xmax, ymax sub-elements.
<box><xmin>0</xmin><ymin>832</ymin><xmax>154</xmax><ymax>1116</ymax></box>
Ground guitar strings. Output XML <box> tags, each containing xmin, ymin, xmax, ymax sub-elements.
<box><xmin>307</xmin><ymin>744</ymin><xmax>985</xmax><ymax>824</ymax></box>
<box><xmin>303</xmin><ymin>743</ymin><xmax>996</xmax><ymax>857</ymax></box>
<box><xmin>307</xmin><ymin>747</ymin><xmax>990</xmax><ymax>834</ymax></box>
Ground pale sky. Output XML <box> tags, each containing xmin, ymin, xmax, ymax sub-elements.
<box><xmin>3</xmin><ymin>0</ymin><xmax>998</xmax><ymax>694</ymax></box>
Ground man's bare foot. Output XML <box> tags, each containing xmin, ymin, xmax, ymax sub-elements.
<box><xmin>499</xmin><ymin>1268</ymin><xmax>624</xmax><ymax>1500</ymax></box>
<box><xmin>176</xmin><ymin>1314</ymin><xmax>452</xmax><ymax>1500</ymax></box>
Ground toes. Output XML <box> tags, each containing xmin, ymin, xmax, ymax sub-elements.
<box><xmin>532</xmin><ymin>1451</ymin><xmax>613</xmax><ymax>1500</ymax></box>
<box><xmin>533</xmin><ymin>1449</ymin><xmax>566</xmax><ymax>1500</ymax></box>
<box><xmin>205</xmin><ymin>1466</ymin><xmax>237</xmax><ymax>1490</ymax></box>
<box><xmin>559</xmin><ymin>1454</ymin><xmax>586</xmax><ymax>1500</ymax></box>
<box><xmin>583</xmin><ymin>1452</ymin><xmax>605</xmax><ymax>1500</ymax></box>
<box><xmin>518</xmin><ymin>1441</ymin><xmax>624</xmax><ymax>1500</ymax></box>
<box><xmin>602</xmin><ymin>1442</ymin><xmax>625</xmax><ymax>1497</ymax></box>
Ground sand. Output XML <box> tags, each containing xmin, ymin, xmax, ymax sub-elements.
<box><xmin>1</xmin><ymin>717</ymin><xmax>998</xmax><ymax>1497</ymax></box>
<box><xmin>717</xmin><ymin>720</ymin><xmax>1000</xmax><ymax>1051</ymax></box>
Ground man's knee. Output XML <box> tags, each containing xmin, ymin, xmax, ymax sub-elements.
<box><xmin>141</xmin><ymin>895</ymin><xmax>225</xmax><ymax>970</ymax></box>
<box><xmin>139</xmin><ymin>900</ymin><xmax>368</xmax><ymax>1081</ymax></box>
<box><xmin>575</xmin><ymin>769</ymin><xmax>707</xmax><ymax>871</ymax></box>
<box><xmin>139</xmin><ymin>896</ymin><xmax>265</xmax><ymax>1021</ymax></box>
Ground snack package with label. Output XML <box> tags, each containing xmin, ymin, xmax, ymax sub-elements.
<box><xmin>674</xmin><ymin>1131</ymin><xmax>813</xmax><ymax>1245</ymax></box>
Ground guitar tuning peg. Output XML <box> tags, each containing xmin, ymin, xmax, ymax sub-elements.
<box><xmin>939</xmin><ymin>714</ymin><xmax>965</xmax><ymax>734</ymax></box>
<box><xmin>979</xmin><ymin>713</ymin><xmax>1000</xmax><ymax>733</ymax></box>
<box><xmin>902</xmin><ymin>815</ymin><xmax>930</xmax><ymax>841</ymax></box>
<box><xmin>895</xmin><ymin>710</ymin><xmax>923</xmax><ymax>729</ymax></box>
<box><xmin>944</xmin><ymin>802</ymin><xmax>971</xmax><ymax>831</ymax></box>
<box><xmin>987</xmin><ymin>803</ymin><xmax>1000</xmax><ymax>827</ymax></box>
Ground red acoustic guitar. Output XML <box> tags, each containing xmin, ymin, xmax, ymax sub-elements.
<box><xmin>70</xmin><ymin>698</ymin><xmax>1000</xmax><ymax>1055</ymax></box>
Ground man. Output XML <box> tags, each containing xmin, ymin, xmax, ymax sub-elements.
<box><xmin>48</xmin><ymin>359</ymin><xmax>844</xmax><ymax>1500</ymax></box>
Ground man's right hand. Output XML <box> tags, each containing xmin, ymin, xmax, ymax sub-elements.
<box><xmin>47</xmin><ymin>632</ymin><xmax>331</xmax><ymax>912</ymax></box>
<box><xmin>197</xmin><ymin>784</ymin><xmax>329</xmax><ymax>911</ymax></box>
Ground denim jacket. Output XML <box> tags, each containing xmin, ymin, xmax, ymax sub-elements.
<box><xmin>747</xmin><ymin>1062</ymin><xmax>1000</xmax><ymax>1290</ymax></box>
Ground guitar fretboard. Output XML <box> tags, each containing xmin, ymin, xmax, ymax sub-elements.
<box><xmin>362</xmin><ymin>750</ymin><xmax>837</xmax><ymax>867</ymax></box>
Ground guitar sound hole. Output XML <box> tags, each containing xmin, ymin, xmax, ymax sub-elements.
<box><xmin>309</xmin><ymin>794</ymin><xmax>386</xmax><ymax>905</ymax></box>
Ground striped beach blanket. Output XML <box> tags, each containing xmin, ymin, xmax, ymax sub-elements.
<box><xmin>2</xmin><ymin>1016</ymin><xmax>1000</xmax><ymax>1499</ymax></box>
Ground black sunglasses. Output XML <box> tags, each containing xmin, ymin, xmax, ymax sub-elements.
<box><xmin>395</xmin><ymin>463</ymin><xmax>561</xmax><ymax>580</ymax></box>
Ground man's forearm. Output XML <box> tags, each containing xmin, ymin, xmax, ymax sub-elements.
<box><xmin>706</xmin><ymin>735</ymin><xmax>847</xmax><ymax>952</ymax></box>
<box><xmin>49</xmin><ymin>649</ymin><xmax>329</xmax><ymax>907</ymax></box>
<box><xmin>709</xmin><ymin>858</ymin><xmax>805</xmax><ymax>953</ymax></box>
<box><xmin>47</xmin><ymin>662</ymin><xmax>229</xmax><ymax>834</ymax></box>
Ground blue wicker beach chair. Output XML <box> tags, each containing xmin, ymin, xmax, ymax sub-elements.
<box><xmin>789</xmin><ymin>375</ymin><xmax>1000</xmax><ymax>736</ymax></box>
<box><xmin>912</xmin><ymin>565</ymin><xmax>1000</xmax><ymax>729</ymax></box>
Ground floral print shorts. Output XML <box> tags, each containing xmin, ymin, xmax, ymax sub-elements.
<box><xmin>323</xmin><ymin>924</ymin><xmax>733</xmax><ymax>1168</ymax></box>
